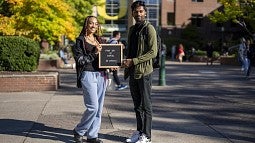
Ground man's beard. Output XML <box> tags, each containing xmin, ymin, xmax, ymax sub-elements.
<box><xmin>135</xmin><ymin>16</ymin><xmax>145</xmax><ymax>23</ymax></box>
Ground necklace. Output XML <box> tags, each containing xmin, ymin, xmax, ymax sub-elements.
<box><xmin>85</xmin><ymin>35</ymin><xmax>100</xmax><ymax>48</ymax></box>
<box><xmin>85</xmin><ymin>35</ymin><xmax>96</xmax><ymax>44</ymax></box>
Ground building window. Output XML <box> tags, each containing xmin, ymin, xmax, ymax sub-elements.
<box><xmin>146</xmin><ymin>0</ymin><xmax>158</xmax><ymax>4</ymax></box>
<box><xmin>192</xmin><ymin>0</ymin><xmax>204</xmax><ymax>2</ymax></box>
<box><xmin>106</xmin><ymin>0</ymin><xmax>119</xmax><ymax>16</ymax></box>
<box><xmin>146</xmin><ymin>4</ymin><xmax>159</xmax><ymax>28</ymax></box>
<box><xmin>191</xmin><ymin>14</ymin><xmax>203</xmax><ymax>27</ymax></box>
<box><xmin>167</xmin><ymin>12</ymin><xmax>175</xmax><ymax>25</ymax></box>
<box><xmin>148</xmin><ymin>8</ymin><xmax>157</xmax><ymax>19</ymax></box>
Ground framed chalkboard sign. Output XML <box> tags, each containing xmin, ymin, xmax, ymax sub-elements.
<box><xmin>99</xmin><ymin>44</ymin><xmax>123</xmax><ymax>68</ymax></box>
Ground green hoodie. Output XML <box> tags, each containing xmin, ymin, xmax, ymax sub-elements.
<box><xmin>124</xmin><ymin>21</ymin><xmax>158</xmax><ymax>79</ymax></box>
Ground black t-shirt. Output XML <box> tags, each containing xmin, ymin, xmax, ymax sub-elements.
<box><xmin>129</xmin><ymin>21</ymin><xmax>146</xmax><ymax>58</ymax></box>
<box><xmin>84</xmin><ymin>41</ymin><xmax>102</xmax><ymax>71</ymax></box>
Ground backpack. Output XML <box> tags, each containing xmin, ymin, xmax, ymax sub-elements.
<box><xmin>107</xmin><ymin>38</ymin><xmax>118</xmax><ymax>44</ymax></box>
<box><xmin>143</xmin><ymin>23</ymin><xmax>162</xmax><ymax>69</ymax></box>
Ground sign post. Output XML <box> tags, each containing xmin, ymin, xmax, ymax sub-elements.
<box><xmin>99</xmin><ymin>44</ymin><xmax>123</xmax><ymax>68</ymax></box>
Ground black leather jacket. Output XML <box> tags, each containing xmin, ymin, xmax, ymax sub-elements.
<box><xmin>72</xmin><ymin>35</ymin><xmax>104</xmax><ymax>88</ymax></box>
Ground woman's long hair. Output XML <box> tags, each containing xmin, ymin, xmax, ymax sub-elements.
<box><xmin>79</xmin><ymin>16</ymin><xmax>102</xmax><ymax>37</ymax></box>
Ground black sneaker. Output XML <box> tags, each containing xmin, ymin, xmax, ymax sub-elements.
<box><xmin>73</xmin><ymin>129</ymin><xmax>83</xmax><ymax>143</ymax></box>
<box><xmin>87</xmin><ymin>138</ymin><xmax>103</xmax><ymax>143</ymax></box>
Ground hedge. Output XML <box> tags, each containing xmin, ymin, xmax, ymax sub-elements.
<box><xmin>0</xmin><ymin>36</ymin><xmax>40</xmax><ymax>71</ymax></box>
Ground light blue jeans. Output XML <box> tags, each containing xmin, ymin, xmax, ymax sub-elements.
<box><xmin>244</xmin><ymin>57</ymin><xmax>250</xmax><ymax>74</ymax></box>
<box><xmin>75</xmin><ymin>71</ymin><xmax>107</xmax><ymax>139</ymax></box>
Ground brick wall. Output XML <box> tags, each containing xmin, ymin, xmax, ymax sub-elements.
<box><xmin>175</xmin><ymin>0</ymin><xmax>220</xmax><ymax>27</ymax></box>
<box><xmin>161</xmin><ymin>0</ymin><xmax>173</xmax><ymax>27</ymax></box>
<box><xmin>161</xmin><ymin>0</ymin><xmax>225</xmax><ymax>39</ymax></box>
<box><xmin>0</xmin><ymin>72</ymin><xmax>59</xmax><ymax>92</ymax></box>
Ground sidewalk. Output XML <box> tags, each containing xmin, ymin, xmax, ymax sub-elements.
<box><xmin>0</xmin><ymin>61</ymin><xmax>254</xmax><ymax>143</ymax></box>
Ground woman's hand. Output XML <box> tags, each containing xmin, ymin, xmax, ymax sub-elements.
<box><xmin>95</xmin><ymin>44</ymin><xmax>102</xmax><ymax>54</ymax></box>
<box><xmin>110</xmin><ymin>67</ymin><xmax>119</xmax><ymax>71</ymax></box>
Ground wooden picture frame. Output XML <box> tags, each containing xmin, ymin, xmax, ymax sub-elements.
<box><xmin>99</xmin><ymin>44</ymin><xmax>123</xmax><ymax>68</ymax></box>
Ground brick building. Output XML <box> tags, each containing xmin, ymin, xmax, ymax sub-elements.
<box><xmin>98</xmin><ymin>0</ymin><xmax>242</xmax><ymax>44</ymax></box>
<box><xmin>99</xmin><ymin>0</ymin><xmax>160</xmax><ymax>39</ymax></box>
<box><xmin>160</xmin><ymin>0</ymin><xmax>239</xmax><ymax>42</ymax></box>
<box><xmin>161</xmin><ymin>0</ymin><xmax>219</xmax><ymax>38</ymax></box>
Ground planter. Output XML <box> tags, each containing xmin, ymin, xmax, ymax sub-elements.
<box><xmin>0</xmin><ymin>71</ymin><xmax>59</xmax><ymax>92</ymax></box>
<box><xmin>220</xmin><ymin>56</ymin><xmax>239</xmax><ymax>66</ymax></box>
<box><xmin>37</xmin><ymin>58</ymin><xmax>62</xmax><ymax>70</ymax></box>
<box><xmin>189</xmin><ymin>56</ymin><xmax>221</xmax><ymax>63</ymax></box>
<box><xmin>189</xmin><ymin>56</ymin><xmax>207</xmax><ymax>62</ymax></box>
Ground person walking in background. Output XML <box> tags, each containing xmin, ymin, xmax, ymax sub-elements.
<box><xmin>59</xmin><ymin>46</ymin><xmax>69</xmax><ymax>64</ymax></box>
<box><xmin>205</xmin><ymin>42</ymin><xmax>214</xmax><ymax>65</ymax></box>
<box><xmin>72</xmin><ymin>16</ymin><xmax>107</xmax><ymax>143</ymax></box>
<box><xmin>188</xmin><ymin>47</ymin><xmax>196</xmax><ymax>61</ymax></box>
<box><xmin>171</xmin><ymin>45</ymin><xmax>176</xmax><ymax>61</ymax></box>
<box><xmin>243</xmin><ymin>39</ymin><xmax>251</xmax><ymax>77</ymax></box>
<box><xmin>228</xmin><ymin>37</ymin><xmax>251</xmax><ymax>74</ymax></box>
<box><xmin>123</xmin><ymin>1</ymin><xmax>157</xmax><ymax>143</ymax></box>
<box><xmin>108</xmin><ymin>31</ymin><xmax>128</xmax><ymax>90</ymax></box>
<box><xmin>238</xmin><ymin>38</ymin><xmax>247</xmax><ymax>71</ymax></box>
<box><xmin>246</xmin><ymin>39</ymin><xmax>255</xmax><ymax>78</ymax></box>
<box><xmin>222</xmin><ymin>42</ymin><xmax>229</xmax><ymax>56</ymax></box>
<box><xmin>177</xmin><ymin>43</ymin><xmax>185</xmax><ymax>62</ymax></box>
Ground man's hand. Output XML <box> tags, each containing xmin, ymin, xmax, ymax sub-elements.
<box><xmin>122</xmin><ymin>59</ymin><xmax>133</xmax><ymax>68</ymax></box>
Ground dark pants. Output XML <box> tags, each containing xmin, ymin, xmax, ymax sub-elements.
<box><xmin>112</xmin><ymin>70</ymin><xmax>120</xmax><ymax>85</ymax></box>
<box><xmin>246</xmin><ymin>58</ymin><xmax>253</xmax><ymax>77</ymax></box>
<box><xmin>129</xmin><ymin>73</ymin><xmax>152</xmax><ymax>139</ymax></box>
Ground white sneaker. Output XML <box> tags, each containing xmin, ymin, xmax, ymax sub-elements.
<box><xmin>135</xmin><ymin>134</ymin><xmax>151</xmax><ymax>143</ymax></box>
<box><xmin>126</xmin><ymin>131</ymin><xmax>140</xmax><ymax>143</ymax></box>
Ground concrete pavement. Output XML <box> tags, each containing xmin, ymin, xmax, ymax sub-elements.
<box><xmin>0</xmin><ymin>61</ymin><xmax>254</xmax><ymax>143</ymax></box>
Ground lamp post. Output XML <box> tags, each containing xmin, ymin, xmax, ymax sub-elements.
<box><xmin>159</xmin><ymin>43</ymin><xmax>166</xmax><ymax>86</ymax></box>
<box><xmin>221</xmin><ymin>26</ymin><xmax>224</xmax><ymax>51</ymax></box>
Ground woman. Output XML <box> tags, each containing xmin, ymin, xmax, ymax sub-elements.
<box><xmin>177</xmin><ymin>44</ymin><xmax>185</xmax><ymax>62</ymax></box>
<box><xmin>72</xmin><ymin>16</ymin><xmax>107</xmax><ymax>143</ymax></box>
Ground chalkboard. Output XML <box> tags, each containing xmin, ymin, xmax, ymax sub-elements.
<box><xmin>99</xmin><ymin>44</ymin><xmax>123</xmax><ymax>68</ymax></box>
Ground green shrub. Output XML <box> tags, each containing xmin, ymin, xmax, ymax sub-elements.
<box><xmin>194</xmin><ymin>50</ymin><xmax>220</xmax><ymax>58</ymax></box>
<box><xmin>195</xmin><ymin>50</ymin><xmax>207</xmax><ymax>56</ymax></box>
<box><xmin>40</xmin><ymin>50</ymin><xmax>60</xmax><ymax>60</ymax></box>
<box><xmin>213</xmin><ymin>51</ymin><xmax>220</xmax><ymax>58</ymax></box>
<box><xmin>0</xmin><ymin>36</ymin><xmax>40</xmax><ymax>71</ymax></box>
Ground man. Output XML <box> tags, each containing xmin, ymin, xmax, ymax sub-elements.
<box><xmin>123</xmin><ymin>1</ymin><xmax>157</xmax><ymax>143</ymax></box>
<box><xmin>205</xmin><ymin>42</ymin><xmax>214</xmax><ymax>65</ymax></box>
<box><xmin>245</xmin><ymin>39</ymin><xmax>254</xmax><ymax>78</ymax></box>
<box><xmin>108</xmin><ymin>31</ymin><xmax>128</xmax><ymax>90</ymax></box>
<box><xmin>59</xmin><ymin>46</ymin><xmax>69</xmax><ymax>64</ymax></box>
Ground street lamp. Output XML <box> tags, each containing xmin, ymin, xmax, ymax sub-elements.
<box><xmin>221</xmin><ymin>26</ymin><xmax>224</xmax><ymax>51</ymax></box>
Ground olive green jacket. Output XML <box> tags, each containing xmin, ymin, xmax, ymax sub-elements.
<box><xmin>124</xmin><ymin>21</ymin><xmax>158</xmax><ymax>79</ymax></box>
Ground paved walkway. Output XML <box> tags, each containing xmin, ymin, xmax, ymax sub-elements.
<box><xmin>0</xmin><ymin>61</ymin><xmax>254</xmax><ymax>143</ymax></box>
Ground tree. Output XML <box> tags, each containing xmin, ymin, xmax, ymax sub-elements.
<box><xmin>65</xmin><ymin>0</ymin><xmax>103</xmax><ymax>30</ymax></box>
<box><xmin>0</xmin><ymin>0</ymin><xmax>77</xmax><ymax>44</ymax></box>
<box><xmin>209</xmin><ymin>0</ymin><xmax>255</xmax><ymax>37</ymax></box>
<box><xmin>66</xmin><ymin>0</ymin><xmax>93</xmax><ymax>28</ymax></box>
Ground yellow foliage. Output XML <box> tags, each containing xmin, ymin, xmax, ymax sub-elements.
<box><xmin>0</xmin><ymin>0</ymin><xmax>77</xmax><ymax>44</ymax></box>
<box><xmin>0</xmin><ymin>15</ymin><xmax>16</xmax><ymax>35</ymax></box>
<box><xmin>6</xmin><ymin>0</ymin><xmax>23</xmax><ymax>5</ymax></box>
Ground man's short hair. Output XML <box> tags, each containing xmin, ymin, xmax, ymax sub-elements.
<box><xmin>131</xmin><ymin>1</ymin><xmax>147</xmax><ymax>12</ymax></box>
<box><xmin>112</xmin><ymin>31</ymin><xmax>120</xmax><ymax>37</ymax></box>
